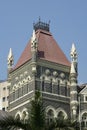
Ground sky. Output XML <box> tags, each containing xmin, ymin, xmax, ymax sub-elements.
<box><xmin>0</xmin><ymin>0</ymin><xmax>87</xmax><ymax>84</ymax></box>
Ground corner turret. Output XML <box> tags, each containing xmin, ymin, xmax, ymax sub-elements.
<box><xmin>31</xmin><ymin>30</ymin><xmax>38</xmax><ymax>75</ymax></box>
<box><xmin>70</xmin><ymin>43</ymin><xmax>78</xmax><ymax>121</ymax></box>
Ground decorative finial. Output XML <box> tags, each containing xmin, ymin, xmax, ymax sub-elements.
<box><xmin>7</xmin><ymin>48</ymin><xmax>14</xmax><ymax>68</ymax></box>
<box><xmin>70</xmin><ymin>43</ymin><xmax>77</xmax><ymax>62</ymax></box>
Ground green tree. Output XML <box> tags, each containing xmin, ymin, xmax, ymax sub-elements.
<box><xmin>53</xmin><ymin>117</ymin><xmax>79</xmax><ymax>130</ymax></box>
<box><xmin>0</xmin><ymin>115</ymin><xmax>26</xmax><ymax>130</ymax></box>
<box><xmin>29</xmin><ymin>91</ymin><xmax>45</xmax><ymax>130</ymax></box>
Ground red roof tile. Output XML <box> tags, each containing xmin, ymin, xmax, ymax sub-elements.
<box><xmin>14</xmin><ymin>29</ymin><xmax>70</xmax><ymax>70</ymax></box>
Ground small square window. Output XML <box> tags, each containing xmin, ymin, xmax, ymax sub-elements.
<box><xmin>2</xmin><ymin>97</ymin><xmax>5</xmax><ymax>102</ymax></box>
<box><xmin>3</xmin><ymin>87</ymin><xmax>6</xmax><ymax>90</ymax></box>
<box><xmin>2</xmin><ymin>107</ymin><xmax>5</xmax><ymax>111</ymax></box>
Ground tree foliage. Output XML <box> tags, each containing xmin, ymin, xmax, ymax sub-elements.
<box><xmin>0</xmin><ymin>115</ymin><xmax>26</xmax><ymax>130</ymax></box>
<box><xmin>29</xmin><ymin>91</ymin><xmax>45</xmax><ymax>130</ymax></box>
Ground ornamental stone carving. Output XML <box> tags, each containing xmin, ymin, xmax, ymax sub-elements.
<box><xmin>31</xmin><ymin>30</ymin><xmax>38</xmax><ymax>51</ymax></box>
<box><xmin>7</xmin><ymin>48</ymin><xmax>14</xmax><ymax>68</ymax></box>
<box><xmin>60</xmin><ymin>73</ymin><xmax>65</xmax><ymax>79</ymax></box>
<box><xmin>45</xmin><ymin>69</ymin><xmax>50</xmax><ymax>76</ymax></box>
<box><xmin>53</xmin><ymin>71</ymin><xmax>58</xmax><ymax>77</ymax></box>
<box><xmin>70</xmin><ymin>43</ymin><xmax>77</xmax><ymax>62</ymax></box>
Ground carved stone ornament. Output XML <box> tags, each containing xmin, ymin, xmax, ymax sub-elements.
<box><xmin>70</xmin><ymin>43</ymin><xmax>77</xmax><ymax>62</ymax></box>
<box><xmin>27</xmin><ymin>75</ymin><xmax>31</xmax><ymax>81</ymax></box>
<box><xmin>31</xmin><ymin>30</ymin><xmax>38</xmax><ymax>50</ymax></box>
<box><xmin>53</xmin><ymin>71</ymin><xmax>58</xmax><ymax>77</ymax></box>
<box><xmin>45</xmin><ymin>69</ymin><xmax>50</xmax><ymax>76</ymax></box>
<box><xmin>60</xmin><ymin>73</ymin><xmax>65</xmax><ymax>79</ymax></box>
<box><xmin>7</xmin><ymin>48</ymin><xmax>14</xmax><ymax>67</ymax></box>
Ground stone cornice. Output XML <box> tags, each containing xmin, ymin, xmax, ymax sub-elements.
<box><xmin>37</xmin><ymin>59</ymin><xmax>70</xmax><ymax>72</ymax></box>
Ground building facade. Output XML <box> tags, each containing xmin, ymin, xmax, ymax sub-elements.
<box><xmin>7</xmin><ymin>20</ymin><xmax>87</xmax><ymax>128</ymax></box>
<box><xmin>0</xmin><ymin>80</ymin><xmax>9</xmax><ymax>111</ymax></box>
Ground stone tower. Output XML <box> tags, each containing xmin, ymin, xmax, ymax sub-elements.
<box><xmin>70</xmin><ymin>43</ymin><xmax>78</xmax><ymax>120</ymax></box>
<box><xmin>8</xmin><ymin>20</ymin><xmax>71</xmax><ymax>121</ymax></box>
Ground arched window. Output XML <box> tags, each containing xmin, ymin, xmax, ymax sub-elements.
<box><xmin>82</xmin><ymin>112</ymin><xmax>87</xmax><ymax>128</ymax></box>
<box><xmin>22</xmin><ymin>111</ymin><xmax>27</xmax><ymax>120</ymax></box>
<box><xmin>46</xmin><ymin>109</ymin><xmax>54</xmax><ymax>124</ymax></box>
<box><xmin>56</xmin><ymin>108</ymin><xmax>67</xmax><ymax>120</ymax></box>
<box><xmin>22</xmin><ymin>109</ymin><xmax>29</xmax><ymax>123</ymax></box>
<box><xmin>15</xmin><ymin>113</ymin><xmax>21</xmax><ymax>121</ymax></box>
<box><xmin>57</xmin><ymin>111</ymin><xmax>65</xmax><ymax>120</ymax></box>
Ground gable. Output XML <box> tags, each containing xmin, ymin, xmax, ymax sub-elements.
<box><xmin>80</xmin><ymin>85</ymin><xmax>87</xmax><ymax>94</ymax></box>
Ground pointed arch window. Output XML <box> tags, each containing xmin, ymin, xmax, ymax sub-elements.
<box><xmin>82</xmin><ymin>112</ymin><xmax>87</xmax><ymax>128</ymax></box>
<box><xmin>46</xmin><ymin>109</ymin><xmax>54</xmax><ymax>124</ymax></box>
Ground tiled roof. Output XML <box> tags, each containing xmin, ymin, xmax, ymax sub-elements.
<box><xmin>14</xmin><ymin>40</ymin><xmax>32</xmax><ymax>69</ymax></box>
<box><xmin>14</xmin><ymin>29</ymin><xmax>70</xmax><ymax>70</ymax></box>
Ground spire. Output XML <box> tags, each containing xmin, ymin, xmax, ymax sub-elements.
<box><xmin>7</xmin><ymin>48</ymin><xmax>14</xmax><ymax>68</ymax></box>
<box><xmin>70</xmin><ymin>62</ymin><xmax>76</xmax><ymax>74</ymax></box>
<box><xmin>70</xmin><ymin>43</ymin><xmax>77</xmax><ymax>62</ymax></box>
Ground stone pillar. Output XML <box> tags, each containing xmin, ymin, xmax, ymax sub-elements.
<box><xmin>31</xmin><ymin>30</ymin><xmax>38</xmax><ymax>94</ymax></box>
<box><xmin>31</xmin><ymin>30</ymin><xmax>38</xmax><ymax>75</ymax></box>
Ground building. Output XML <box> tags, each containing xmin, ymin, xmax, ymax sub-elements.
<box><xmin>7</xmin><ymin>20</ymin><xmax>87</xmax><ymax>128</ymax></box>
<box><xmin>78</xmin><ymin>83</ymin><xmax>87</xmax><ymax>128</ymax></box>
<box><xmin>0</xmin><ymin>80</ymin><xmax>9</xmax><ymax>111</ymax></box>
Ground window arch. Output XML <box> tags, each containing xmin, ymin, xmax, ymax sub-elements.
<box><xmin>56</xmin><ymin>108</ymin><xmax>68</xmax><ymax>119</ymax></box>
<box><xmin>81</xmin><ymin>112</ymin><xmax>87</xmax><ymax>128</ymax></box>
<box><xmin>15</xmin><ymin>111</ymin><xmax>21</xmax><ymax>121</ymax></box>
<box><xmin>57</xmin><ymin>111</ymin><xmax>65</xmax><ymax>119</ymax></box>
<box><xmin>46</xmin><ymin>109</ymin><xmax>54</xmax><ymax>123</ymax></box>
<box><xmin>46</xmin><ymin>106</ymin><xmax>56</xmax><ymax>124</ymax></box>
<box><xmin>21</xmin><ymin>108</ymin><xmax>29</xmax><ymax>123</ymax></box>
<box><xmin>46</xmin><ymin>106</ymin><xmax>56</xmax><ymax>117</ymax></box>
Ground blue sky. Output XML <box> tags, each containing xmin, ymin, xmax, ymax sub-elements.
<box><xmin>0</xmin><ymin>0</ymin><xmax>87</xmax><ymax>84</ymax></box>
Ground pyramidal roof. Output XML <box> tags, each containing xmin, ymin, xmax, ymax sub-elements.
<box><xmin>14</xmin><ymin>21</ymin><xmax>70</xmax><ymax>70</ymax></box>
